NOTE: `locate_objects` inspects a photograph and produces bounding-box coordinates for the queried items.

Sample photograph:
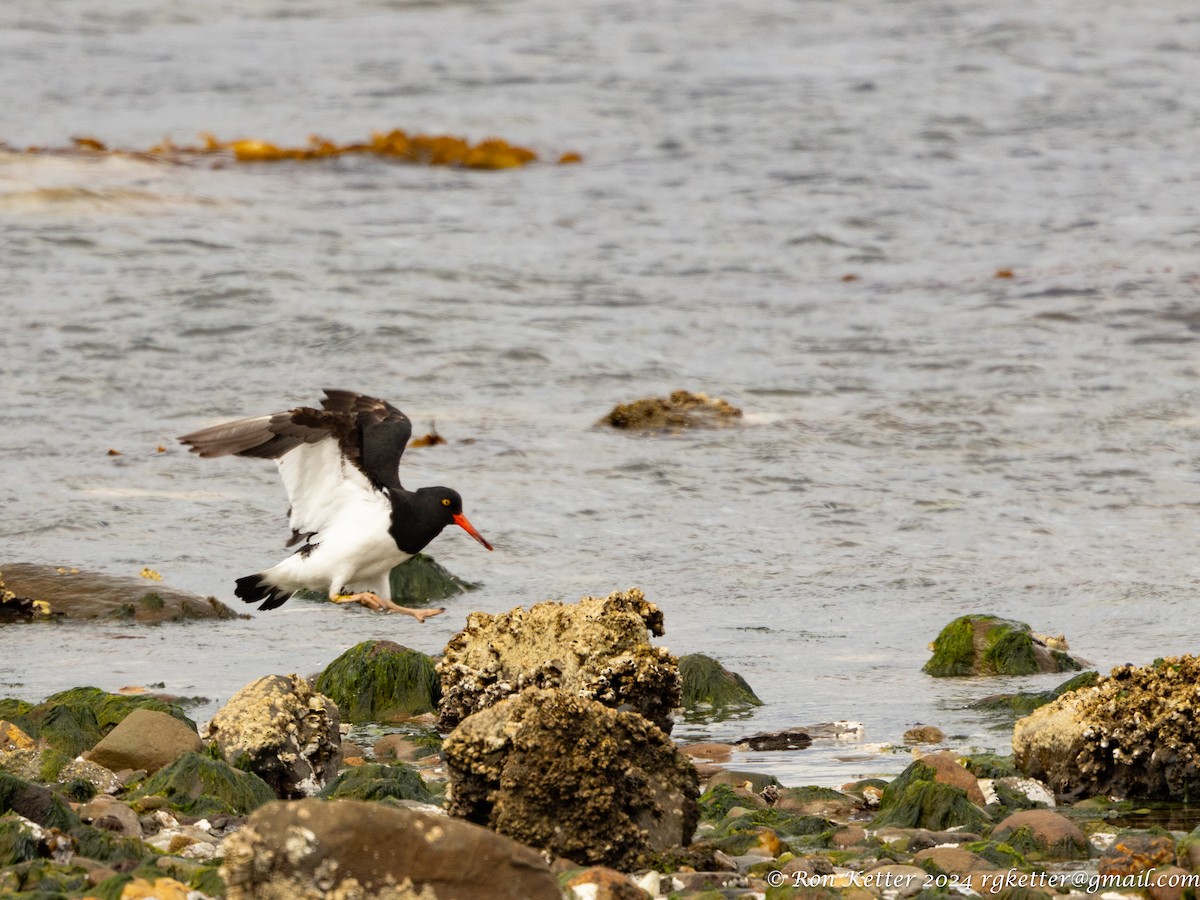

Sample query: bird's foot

[332,592,445,622]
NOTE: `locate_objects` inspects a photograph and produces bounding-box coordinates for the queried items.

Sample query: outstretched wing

[179,390,412,544]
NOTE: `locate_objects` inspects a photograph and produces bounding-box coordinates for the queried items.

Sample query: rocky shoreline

[4,581,1200,899]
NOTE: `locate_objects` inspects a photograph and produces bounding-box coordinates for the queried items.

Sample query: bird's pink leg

[332,592,445,622]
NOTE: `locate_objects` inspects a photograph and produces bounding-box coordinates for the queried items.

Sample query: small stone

[992,809,1087,858]
[57,757,123,794]
[832,824,868,848]
[565,865,652,899]
[903,724,945,744]
[79,795,143,838]
[1098,832,1177,877]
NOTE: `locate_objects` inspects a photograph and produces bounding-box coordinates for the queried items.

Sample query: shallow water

[2,0,1199,786]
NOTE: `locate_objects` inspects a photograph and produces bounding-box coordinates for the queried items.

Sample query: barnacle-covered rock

[1013,655,1200,801]
[443,687,699,869]
[203,674,340,799]
[599,390,743,432]
[437,587,679,733]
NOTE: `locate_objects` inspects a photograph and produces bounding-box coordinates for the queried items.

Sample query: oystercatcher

[179,390,491,621]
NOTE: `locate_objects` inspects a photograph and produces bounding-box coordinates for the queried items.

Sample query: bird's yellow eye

[441,498,452,507]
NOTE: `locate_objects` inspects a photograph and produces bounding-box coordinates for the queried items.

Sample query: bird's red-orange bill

[453,513,493,551]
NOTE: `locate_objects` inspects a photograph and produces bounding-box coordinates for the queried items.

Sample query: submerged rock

[203,674,341,798]
[129,751,275,816]
[972,671,1100,719]
[1013,655,1200,801]
[0,563,244,624]
[599,390,743,432]
[220,798,561,900]
[923,614,1085,677]
[443,687,699,869]
[314,640,439,723]
[437,587,680,734]
[389,552,480,603]
[678,653,762,719]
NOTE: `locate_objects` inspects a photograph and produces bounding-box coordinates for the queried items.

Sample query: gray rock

[58,757,123,794]
[86,708,202,774]
[443,687,699,869]
[437,587,680,734]
[204,674,340,798]
[220,798,560,900]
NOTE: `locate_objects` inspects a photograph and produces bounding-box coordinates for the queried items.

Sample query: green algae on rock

[0,563,245,624]
[317,762,435,805]
[314,640,440,723]
[129,751,275,816]
[389,553,479,603]
[971,671,1100,719]
[0,688,196,758]
[678,653,762,720]
[923,614,1084,677]
[870,759,991,833]
[598,390,743,432]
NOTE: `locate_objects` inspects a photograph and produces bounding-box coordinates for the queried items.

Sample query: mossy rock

[923,615,1083,677]
[0,773,79,831]
[389,553,479,603]
[69,822,153,866]
[964,839,1029,870]
[599,390,743,432]
[971,671,1100,718]
[13,687,196,757]
[129,751,274,816]
[0,814,41,866]
[315,640,440,723]
[962,754,1019,779]
[699,783,746,821]
[678,653,762,719]
[317,762,436,804]
[0,858,92,896]
[870,761,991,832]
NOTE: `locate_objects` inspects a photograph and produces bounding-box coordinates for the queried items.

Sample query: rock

[129,751,275,816]
[443,687,699,869]
[972,671,1101,719]
[204,674,341,798]
[0,721,35,750]
[869,758,991,833]
[903,724,945,744]
[677,654,761,718]
[437,587,680,734]
[992,775,1056,809]
[918,751,988,806]
[862,863,928,898]
[992,809,1087,858]
[680,742,733,764]
[114,876,193,899]
[388,552,479,603]
[1147,865,1193,900]
[734,729,812,752]
[912,845,998,876]
[704,770,779,794]
[85,708,202,774]
[773,785,858,819]
[317,762,436,804]
[57,757,123,795]
[564,866,652,899]
[220,798,561,900]
[598,390,743,432]
[78,795,143,839]
[1098,832,1177,877]
[314,640,440,723]
[4,686,196,758]
[0,562,245,623]
[0,772,79,830]
[923,614,1085,676]
[1013,656,1200,801]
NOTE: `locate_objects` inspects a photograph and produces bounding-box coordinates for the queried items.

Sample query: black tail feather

[235,574,293,611]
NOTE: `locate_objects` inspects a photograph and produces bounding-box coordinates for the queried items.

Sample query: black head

[397,486,493,553]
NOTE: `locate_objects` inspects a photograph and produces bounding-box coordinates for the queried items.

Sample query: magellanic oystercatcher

[179,390,491,622]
